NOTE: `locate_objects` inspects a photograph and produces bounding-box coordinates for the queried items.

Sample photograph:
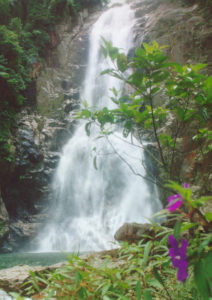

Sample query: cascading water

[38,1,162,252]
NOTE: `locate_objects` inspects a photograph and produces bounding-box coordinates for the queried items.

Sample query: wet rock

[36,10,101,116]
[63,99,80,113]
[1,110,72,250]
[0,191,9,248]
[0,242,13,254]
[0,263,65,294]
[8,221,41,250]
[62,79,72,90]
[0,289,16,300]
[132,0,212,72]
[43,151,60,169]
[64,89,80,101]
[114,222,153,243]
[49,127,70,151]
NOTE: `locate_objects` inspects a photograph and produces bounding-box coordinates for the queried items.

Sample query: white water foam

[38,2,161,252]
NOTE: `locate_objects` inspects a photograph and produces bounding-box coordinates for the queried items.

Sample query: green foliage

[20,233,186,299]
[163,182,212,299]
[21,212,210,299]
[15,182,212,299]
[0,0,104,171]
[75,44,212,300]
[77,40,212,183]
[184,0,212,10]
[0,0,11,25]
[0,22,29,167]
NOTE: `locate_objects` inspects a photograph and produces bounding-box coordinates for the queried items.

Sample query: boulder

[114,222,153,243]
[0,263,65,294]
[0,289,18,300]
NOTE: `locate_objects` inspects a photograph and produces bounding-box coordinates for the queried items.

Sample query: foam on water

[38,1,161,252]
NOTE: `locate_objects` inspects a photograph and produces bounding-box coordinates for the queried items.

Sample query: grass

[20,224,201,300]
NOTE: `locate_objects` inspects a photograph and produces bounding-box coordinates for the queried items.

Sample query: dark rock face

[0,191,9,250]
[131,0,212,71]
[23,80,37,107]
[0,111,70,251]
[36,9,102,117]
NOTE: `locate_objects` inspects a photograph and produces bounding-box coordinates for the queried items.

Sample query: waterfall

[38,2,162,252]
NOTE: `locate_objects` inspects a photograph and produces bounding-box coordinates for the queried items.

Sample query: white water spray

[38,2,161,252]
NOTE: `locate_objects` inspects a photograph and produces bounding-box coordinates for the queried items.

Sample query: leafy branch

[77,40,212,186]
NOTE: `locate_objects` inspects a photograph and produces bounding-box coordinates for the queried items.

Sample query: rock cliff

[0,5,103,252]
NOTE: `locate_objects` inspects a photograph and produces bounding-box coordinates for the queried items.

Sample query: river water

[37,1,162,252]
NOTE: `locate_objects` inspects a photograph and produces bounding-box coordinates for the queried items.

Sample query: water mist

[38,1,161,252]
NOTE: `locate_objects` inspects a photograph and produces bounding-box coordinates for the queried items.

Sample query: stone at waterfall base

[114,222,153,243]
[0,250,121,296]
[0,263,65,294]
[0,289,31,300]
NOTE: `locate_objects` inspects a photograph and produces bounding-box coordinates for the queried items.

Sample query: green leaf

[152,41,159,49]
[205,251,212,278]
[193,196,212,208]
[204,76,212,101]
[102,283,111,295]
[173,221,181,239]
[198,237,212,254]
[100,68,114,76]
[147,279,163,289]
[143,42,153,54]
[136,280,141,300]
[143,241,152,267]
[83,100,88,108]
[181,222,197,233]
[194,260,210,300]
[85,122,92,136]
[111,97,119,104]
[31,280,40,293]
[110,87,119,97]
[166,181,192,205]
[159,134,174,148]
[117,53,128,72]
[9,292,25,300]
[103,296,111,300]
[176,107,185,121]
[151,87,160,94]
[205,212,212,221]
[144,289,153,300]
[153,267,164,286]
[81,109,91,118]
[101,45,108,58]
[75,270,82,287]
[93,156,98,170]
[108,46,119,61]
[0,71,10,79]
[191,63,207,72]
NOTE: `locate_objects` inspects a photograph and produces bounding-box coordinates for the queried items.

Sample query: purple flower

[167,194,183,212]
[168,235,188,282]
[183,183,189,189]
[167,183,189,212]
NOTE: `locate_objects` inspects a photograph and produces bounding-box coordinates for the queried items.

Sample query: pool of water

[0,252,74,270]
